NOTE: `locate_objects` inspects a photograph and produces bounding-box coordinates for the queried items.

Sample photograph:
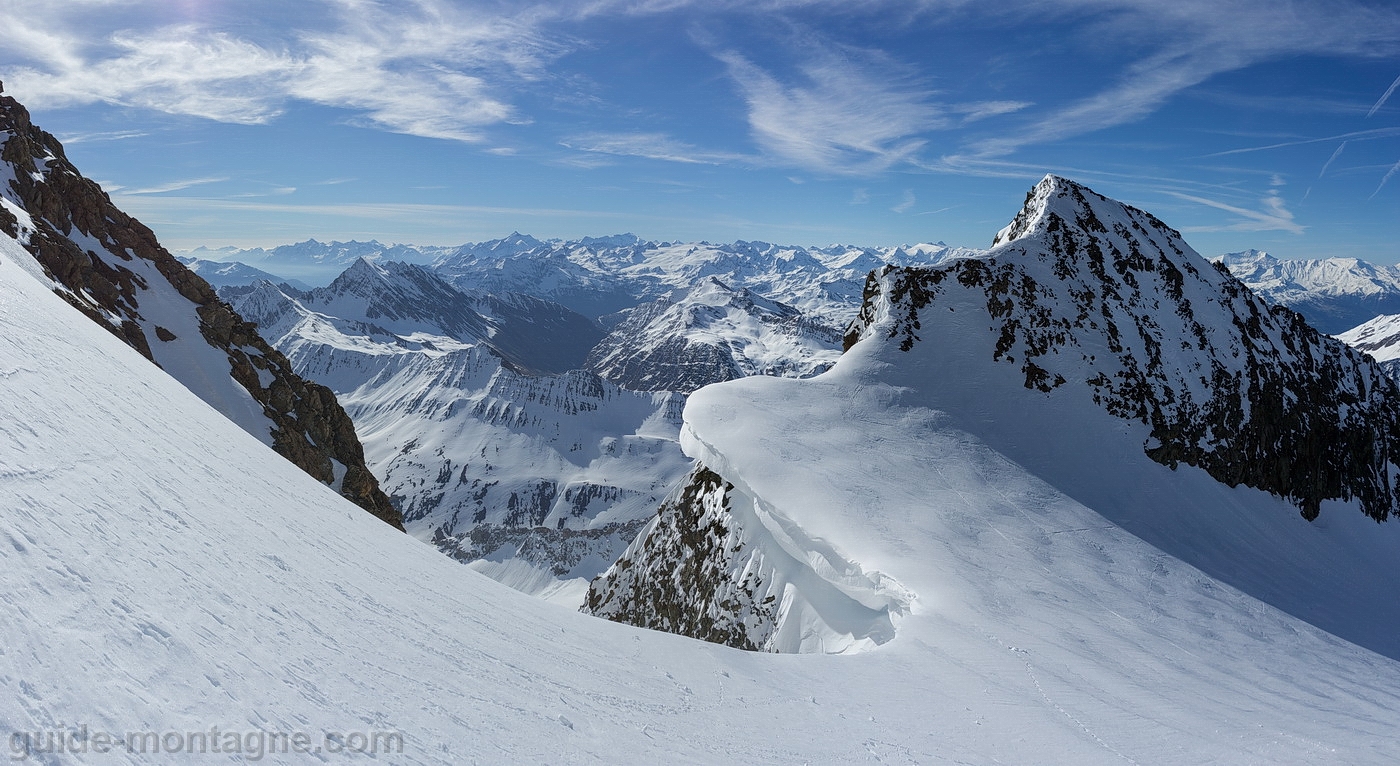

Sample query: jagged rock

[584,463,908,653]
[848,175,1400,521]
[0,84,401,529]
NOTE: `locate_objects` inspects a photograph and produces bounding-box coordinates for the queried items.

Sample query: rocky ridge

[849,175,1400,521]
[0,83,401,528]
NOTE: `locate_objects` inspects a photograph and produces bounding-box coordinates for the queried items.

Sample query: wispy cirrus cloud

[561,132,753,165]
[1366,73,1400,118]
[0,0,558,141]
[960,0,1400,158]
[713,47,939,175]
[54,129,148,144]
[121,177,229,195]
[1204,127,1400,158]
[1169,189,1304,235]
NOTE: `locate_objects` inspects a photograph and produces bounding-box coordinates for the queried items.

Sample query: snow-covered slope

[0,84,399,527]
[585,277,843,393]
[232,259,604,376]
[10,198,1400,764]
[590,175,1400,664]
[1215,249,1400,334]
[227,274,688,603]
[1337,313,1400,381]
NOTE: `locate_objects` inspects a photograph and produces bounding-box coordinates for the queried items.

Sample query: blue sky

[2,0,1399,260]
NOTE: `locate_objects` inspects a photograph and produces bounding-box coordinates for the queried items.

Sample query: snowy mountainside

[230,258,604,375]
[585,277,843,393]
[227,274,689,602]
[1215,249,1400,334]
[432,233,640,318]
[200,232,976,325]
[0,84,399,527]
[589,175,1400,661]
[1337,313,1400,380]
[12,215,1400,765]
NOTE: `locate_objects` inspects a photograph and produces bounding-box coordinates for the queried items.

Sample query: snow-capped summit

[585,276,843,393]
[319,257,496,342]
[1214,248,1400,333]
[589,175,1400,662]
[0,84,400,527]
[856,174,1400,522]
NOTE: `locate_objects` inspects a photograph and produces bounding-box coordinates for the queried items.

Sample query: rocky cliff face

[846,175,1400,522]
[0,83,401,529]
[585,463,908,653]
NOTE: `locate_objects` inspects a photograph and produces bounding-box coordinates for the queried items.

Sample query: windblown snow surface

[4,225,1400,763]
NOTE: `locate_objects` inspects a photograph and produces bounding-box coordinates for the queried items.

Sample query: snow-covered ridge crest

[850,174,1400,522]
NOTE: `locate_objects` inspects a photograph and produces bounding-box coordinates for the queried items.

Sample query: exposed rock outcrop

[0,83,401,529]
[848,175,1400,521]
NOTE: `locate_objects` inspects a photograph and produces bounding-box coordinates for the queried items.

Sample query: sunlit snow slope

[6,189,1400,763]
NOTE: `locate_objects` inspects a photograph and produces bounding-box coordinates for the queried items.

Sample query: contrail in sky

[1367,73,1400,118]
[1318,141,1347,178]
[1370,159,1400,199]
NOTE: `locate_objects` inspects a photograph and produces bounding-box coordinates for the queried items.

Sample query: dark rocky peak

[848,176,1400,522]
[0,85,401,529]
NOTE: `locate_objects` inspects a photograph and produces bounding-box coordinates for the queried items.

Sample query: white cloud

[1371,159,1400,199]
[715,48,938,175]
[123,177,229,195]
[0,0,559,141]
[961,0,1400,157]
[561,132,751,165]
[1168,190,1304,234]
[1366,72,1400,118]
[892,189,916,213]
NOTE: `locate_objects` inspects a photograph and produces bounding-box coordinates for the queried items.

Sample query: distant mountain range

[1214,249,1400,334]
[179,234,975,320]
